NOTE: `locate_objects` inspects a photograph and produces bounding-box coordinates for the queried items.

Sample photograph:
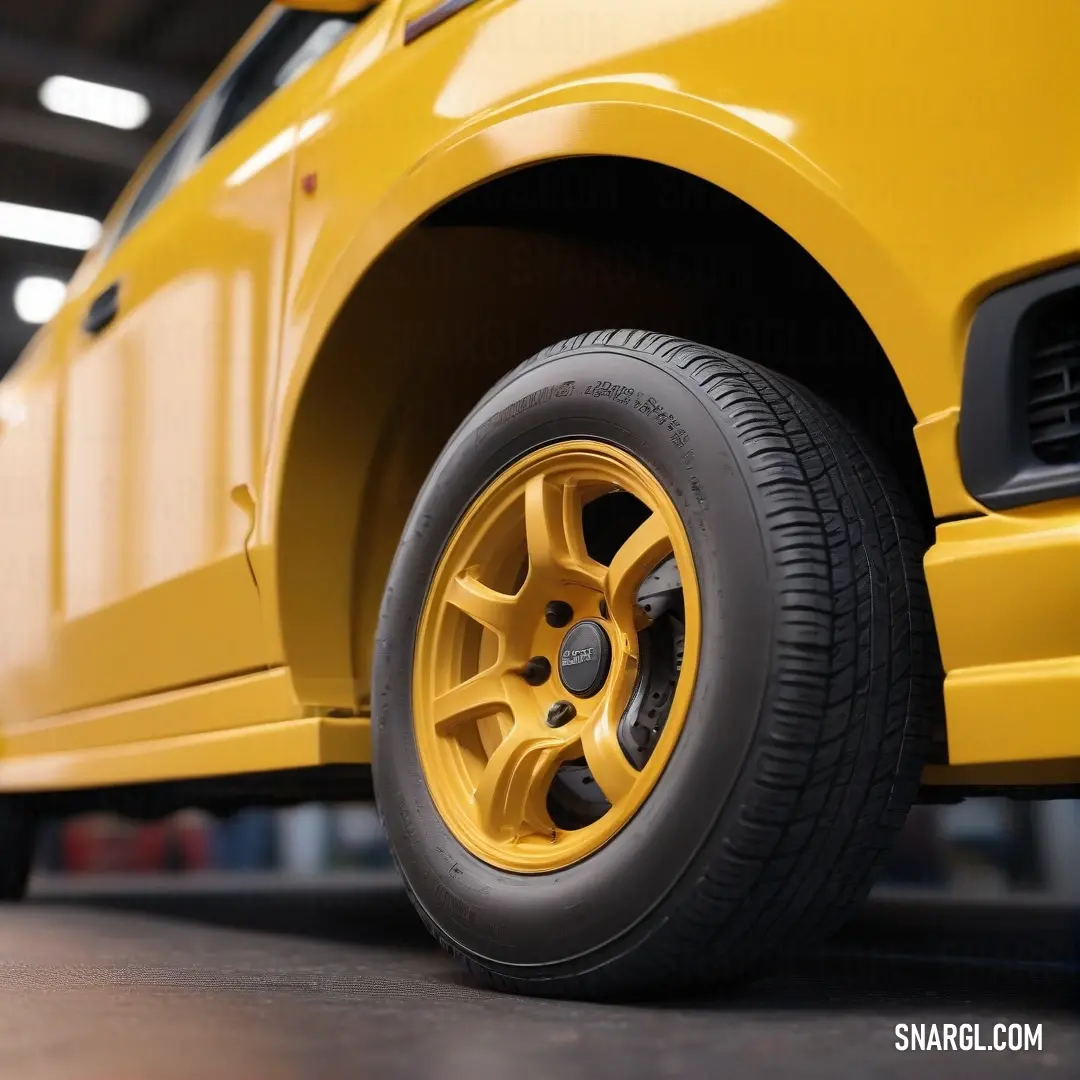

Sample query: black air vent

[1026,294,1080,465]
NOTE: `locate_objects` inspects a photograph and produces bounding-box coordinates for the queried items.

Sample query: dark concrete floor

[0,874,1076,1080]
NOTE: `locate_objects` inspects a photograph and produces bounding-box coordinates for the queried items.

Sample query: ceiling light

[14,277,67,325]
[39,74,151,131]
[0,201,102,251]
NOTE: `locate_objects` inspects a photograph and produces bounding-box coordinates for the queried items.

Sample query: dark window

[208,12,357,153]
[109,10,358,248]
[115,126,192,242]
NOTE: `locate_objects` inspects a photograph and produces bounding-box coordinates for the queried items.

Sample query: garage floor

[2,874,1076,1080]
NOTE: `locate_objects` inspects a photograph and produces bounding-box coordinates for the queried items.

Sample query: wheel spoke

[446,570,517,635]
[524,474,604,589]
[604,512,673,634]
[580,702,640,805]
[474,721,566,838]
[433,670,508,734]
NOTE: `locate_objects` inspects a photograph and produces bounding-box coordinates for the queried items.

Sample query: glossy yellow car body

[0,0,1077,798]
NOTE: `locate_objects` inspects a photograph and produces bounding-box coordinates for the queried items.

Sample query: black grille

[1026,294,1080,465]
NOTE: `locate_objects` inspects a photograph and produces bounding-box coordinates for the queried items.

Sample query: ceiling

[0,0,268,374]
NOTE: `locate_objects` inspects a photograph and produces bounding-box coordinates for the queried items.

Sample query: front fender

[263,89,943,544]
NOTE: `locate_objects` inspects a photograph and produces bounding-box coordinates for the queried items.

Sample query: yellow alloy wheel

[412,440,701,873]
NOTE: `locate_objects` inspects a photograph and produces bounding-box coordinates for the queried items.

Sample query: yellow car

[0,0,1077,997]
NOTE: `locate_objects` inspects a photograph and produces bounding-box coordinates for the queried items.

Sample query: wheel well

[275,156,931,710]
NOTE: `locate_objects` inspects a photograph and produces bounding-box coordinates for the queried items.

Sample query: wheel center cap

[558,619,612,698]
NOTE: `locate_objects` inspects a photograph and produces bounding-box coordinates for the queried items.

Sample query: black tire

[373,329,940,999]
[0,796,35,902]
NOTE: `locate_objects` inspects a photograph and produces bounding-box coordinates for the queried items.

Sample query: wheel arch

[262,99,937,710]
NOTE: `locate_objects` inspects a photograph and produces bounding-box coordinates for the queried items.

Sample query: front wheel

[373,330,938,999]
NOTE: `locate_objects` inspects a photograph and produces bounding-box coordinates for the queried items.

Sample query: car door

[50,8,361,717]
[0,326,70,727]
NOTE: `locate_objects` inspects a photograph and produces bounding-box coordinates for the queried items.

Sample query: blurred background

[0,0,1077,896]
[0,0,265,376]
[27,798,1080,895]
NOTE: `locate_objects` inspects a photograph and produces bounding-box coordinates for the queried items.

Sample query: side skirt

[0,668,370,793]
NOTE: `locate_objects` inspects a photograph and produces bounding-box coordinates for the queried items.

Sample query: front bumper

[925,504,1080,766]
[959,261,1080,510]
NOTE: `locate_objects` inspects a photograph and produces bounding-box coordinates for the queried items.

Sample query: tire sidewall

[374,347,776,972]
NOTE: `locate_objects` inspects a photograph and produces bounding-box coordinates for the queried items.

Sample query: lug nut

[545,600,573,627]
[520,656,551,686]
[546,700,577,728]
